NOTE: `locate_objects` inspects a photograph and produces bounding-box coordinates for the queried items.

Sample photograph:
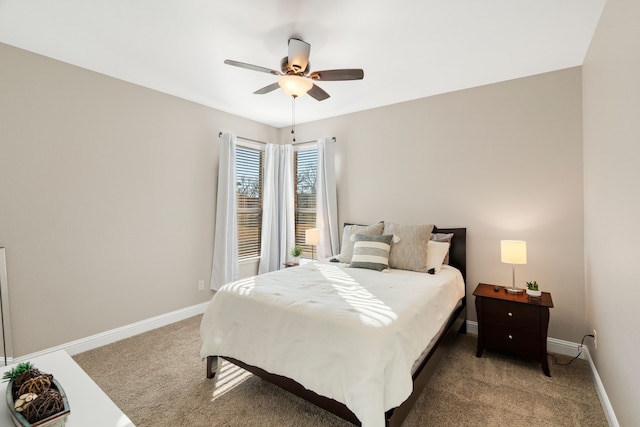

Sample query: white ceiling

[0,0,605,128]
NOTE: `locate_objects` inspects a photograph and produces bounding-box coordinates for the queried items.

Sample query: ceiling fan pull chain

[291,96,296,142]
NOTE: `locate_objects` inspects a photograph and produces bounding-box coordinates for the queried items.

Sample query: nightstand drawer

[484,324,541,359]
[483,298,540,328]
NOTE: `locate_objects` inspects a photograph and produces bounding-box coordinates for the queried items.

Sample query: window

[294,147,318,258]
[234,143,314,260]
[236,145,264,259]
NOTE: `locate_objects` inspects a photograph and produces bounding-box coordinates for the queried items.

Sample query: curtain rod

[218,132,335,145]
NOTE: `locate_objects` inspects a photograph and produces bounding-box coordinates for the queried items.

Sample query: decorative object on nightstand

[3,362,70,427]
[526,281,542,297]
[305,228,320,260]
[500,240,527,294]
[474,282,554,376]
[289,246,302,264]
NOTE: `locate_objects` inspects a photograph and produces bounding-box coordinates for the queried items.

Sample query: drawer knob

[508,334,513,340]
[508,312,513,317]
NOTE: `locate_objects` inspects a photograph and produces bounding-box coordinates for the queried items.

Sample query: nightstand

[473,282,554,376]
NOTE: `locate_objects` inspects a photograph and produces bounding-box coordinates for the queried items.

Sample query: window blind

[294,148,317,258]
[236,146,264,259]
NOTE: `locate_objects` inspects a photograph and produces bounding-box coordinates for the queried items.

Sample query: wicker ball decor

[6,365,70,426]
[18,375,52,396]
[12,369,50,398]
[22,388,65,424]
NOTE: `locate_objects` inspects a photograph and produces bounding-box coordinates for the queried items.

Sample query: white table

[0,351,134,426]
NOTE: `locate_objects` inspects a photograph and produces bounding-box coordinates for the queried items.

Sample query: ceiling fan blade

[308,83,330,101]
[309,69,364,81]
[253,82,280,95]
[224,59,282,75]
[288,38,311,73]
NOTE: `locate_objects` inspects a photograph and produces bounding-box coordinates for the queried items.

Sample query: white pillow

[430,232,454,264]
[426,240,450,273]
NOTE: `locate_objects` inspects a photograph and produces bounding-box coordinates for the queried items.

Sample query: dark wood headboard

[433,226,467,282]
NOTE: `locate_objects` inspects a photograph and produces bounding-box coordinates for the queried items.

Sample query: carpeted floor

[73,315,607,426]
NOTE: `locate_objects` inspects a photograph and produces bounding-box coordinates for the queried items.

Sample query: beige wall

[289,68,585,342]
[0,43,276,355]
[583,0,640,424]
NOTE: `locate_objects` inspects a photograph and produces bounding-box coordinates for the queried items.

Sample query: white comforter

[200,260,465,427]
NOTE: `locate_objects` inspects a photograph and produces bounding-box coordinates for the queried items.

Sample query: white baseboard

[465,320,618,426]
[582,346,620,427]
[465,320,478,335]
[12,302,209,363]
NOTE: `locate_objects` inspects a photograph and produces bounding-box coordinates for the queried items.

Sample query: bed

[200,226,466,427]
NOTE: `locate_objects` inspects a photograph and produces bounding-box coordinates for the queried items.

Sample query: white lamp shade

[501,240,527,264]
[305,228,320,245]
[278,75,313,97]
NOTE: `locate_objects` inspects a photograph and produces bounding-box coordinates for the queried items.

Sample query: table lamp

[501,240,527,294]
[305,228,320,260]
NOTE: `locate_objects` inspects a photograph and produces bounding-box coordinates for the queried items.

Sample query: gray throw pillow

[383,222,434,272]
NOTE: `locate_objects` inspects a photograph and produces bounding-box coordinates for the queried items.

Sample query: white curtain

[258,144,295,274]
[316,137,340,258]
[210,133,239,290]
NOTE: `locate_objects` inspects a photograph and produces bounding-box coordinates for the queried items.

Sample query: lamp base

[505,287,524,294]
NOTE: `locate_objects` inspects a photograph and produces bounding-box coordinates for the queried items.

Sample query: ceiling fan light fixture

[278,75,313,98]
[225,37,362,101]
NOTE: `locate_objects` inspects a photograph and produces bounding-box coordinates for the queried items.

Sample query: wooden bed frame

[205,226,467,427]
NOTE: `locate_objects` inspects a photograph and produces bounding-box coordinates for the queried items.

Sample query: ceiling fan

[224,37,364,101]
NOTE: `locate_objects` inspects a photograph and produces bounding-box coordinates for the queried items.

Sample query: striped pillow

[335,222,384,264]
[349,234,394,272]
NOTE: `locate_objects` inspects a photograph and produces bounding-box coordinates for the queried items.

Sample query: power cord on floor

[550,334,595,366]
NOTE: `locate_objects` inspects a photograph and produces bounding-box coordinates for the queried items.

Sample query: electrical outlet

[198,280,205,291]
[593,329,597,349]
